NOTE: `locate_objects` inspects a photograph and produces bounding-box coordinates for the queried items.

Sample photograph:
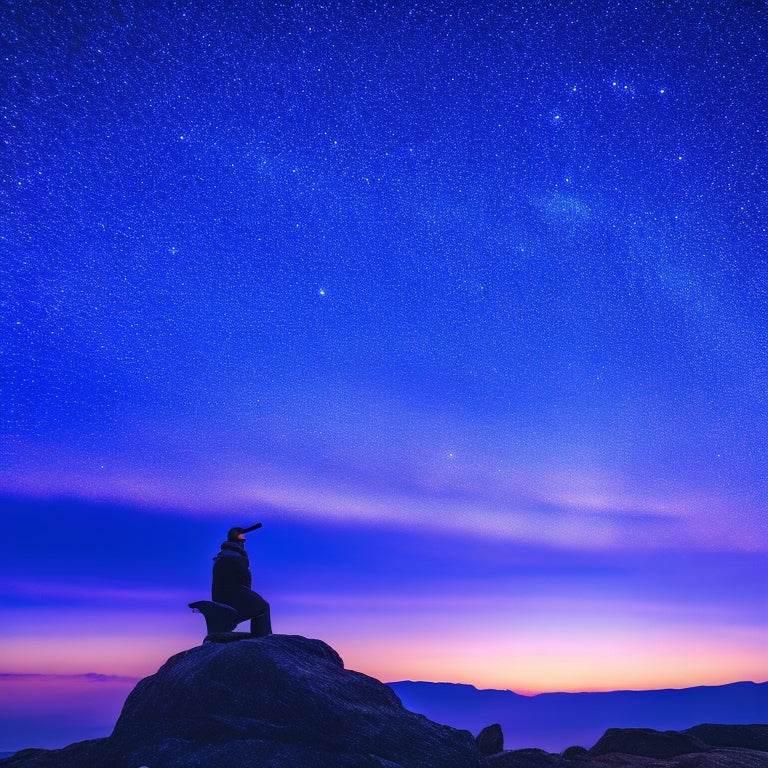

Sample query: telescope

[228,522,262,542]
[241,522,262,534]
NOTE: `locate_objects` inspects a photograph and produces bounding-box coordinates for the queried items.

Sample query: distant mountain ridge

[387,680,768,753]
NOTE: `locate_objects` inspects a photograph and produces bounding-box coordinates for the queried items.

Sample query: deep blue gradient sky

[1,0,767,729]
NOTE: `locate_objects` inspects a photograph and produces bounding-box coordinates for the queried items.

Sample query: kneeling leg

[250,604,272,637]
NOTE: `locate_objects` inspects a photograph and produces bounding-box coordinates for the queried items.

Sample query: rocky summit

[0,634,485,768]
[1,635,766,768]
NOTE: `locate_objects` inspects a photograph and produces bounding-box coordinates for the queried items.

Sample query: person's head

[227,527,246,543]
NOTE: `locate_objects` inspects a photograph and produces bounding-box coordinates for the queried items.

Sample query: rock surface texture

[0,634,485,768]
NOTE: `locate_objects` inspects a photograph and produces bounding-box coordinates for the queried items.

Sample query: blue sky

[1,0,766,751]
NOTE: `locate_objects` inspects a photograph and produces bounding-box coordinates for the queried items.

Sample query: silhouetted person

[212,526,272,636]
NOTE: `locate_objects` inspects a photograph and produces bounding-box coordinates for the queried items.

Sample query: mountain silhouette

[389,679,768,752]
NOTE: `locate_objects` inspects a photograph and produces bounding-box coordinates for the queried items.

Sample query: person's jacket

[212,541,252,604]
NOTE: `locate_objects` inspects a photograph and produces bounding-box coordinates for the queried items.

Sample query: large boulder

[476,723,504,755]
[684,724,768,752]
[561,745,588,760]
[584,725,768,767]
[0,635,485,768]
[588,726,709,758]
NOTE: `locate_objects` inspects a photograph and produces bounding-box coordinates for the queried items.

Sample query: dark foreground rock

[683,724,768,752]
[484,723,768,768]
[588,728,710,758]
[562,745,589,760]
[477,723,505,755]
[585,725,768,766]
[0,634,484,768]
[587,749,768,767]
[488,746,572,766]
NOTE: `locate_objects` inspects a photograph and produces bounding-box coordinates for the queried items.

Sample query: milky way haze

[1,1,766,749]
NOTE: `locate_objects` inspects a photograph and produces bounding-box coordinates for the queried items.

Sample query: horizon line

[3,670,765,696]
[387,679,768,697]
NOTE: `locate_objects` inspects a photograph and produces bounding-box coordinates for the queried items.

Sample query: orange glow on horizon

[2,602,766,694]
[3,626,764,695]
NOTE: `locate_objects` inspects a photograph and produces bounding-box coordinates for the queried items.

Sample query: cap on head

[227,527,246,542]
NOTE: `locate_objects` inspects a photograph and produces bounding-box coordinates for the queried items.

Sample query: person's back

[211,526,272,636]
[212,538,252,603]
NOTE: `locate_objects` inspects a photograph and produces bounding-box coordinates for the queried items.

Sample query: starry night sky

[1,0,767,750]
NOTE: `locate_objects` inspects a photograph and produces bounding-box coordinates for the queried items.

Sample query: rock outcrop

[0,634,485,768]
[588,727,710,758]
[476,723,504,755]
[2,640,766,768]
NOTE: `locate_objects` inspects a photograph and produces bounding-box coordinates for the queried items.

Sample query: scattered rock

[476,723,504,755]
